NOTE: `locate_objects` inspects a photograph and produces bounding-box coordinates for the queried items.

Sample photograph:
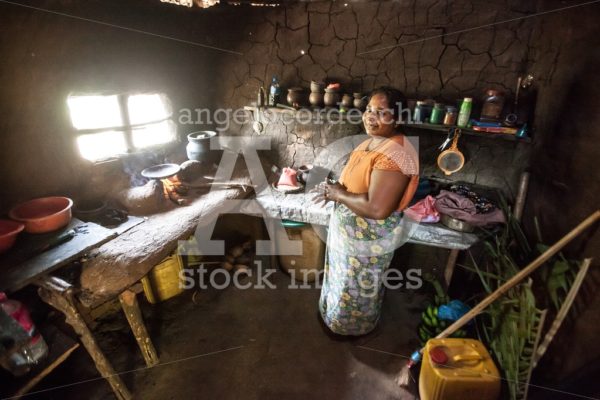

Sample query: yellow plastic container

[141,254,185,304]
[419,338,501,400]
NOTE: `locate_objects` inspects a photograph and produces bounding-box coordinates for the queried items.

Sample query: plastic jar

[430,103,446,124]
[480,89,505,121]
[443,106,458,125]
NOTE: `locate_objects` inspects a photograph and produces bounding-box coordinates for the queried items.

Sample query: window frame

[69,92,177,162]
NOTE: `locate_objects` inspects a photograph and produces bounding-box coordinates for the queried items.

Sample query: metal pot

[440,213,475,233]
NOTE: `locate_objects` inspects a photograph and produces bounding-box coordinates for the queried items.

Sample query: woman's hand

[310,180,346,206]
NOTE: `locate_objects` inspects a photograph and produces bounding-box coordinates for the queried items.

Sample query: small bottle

[443,106,458,125]
[457,97,472,128]
[413,101,425,123]
[257,86,265,107]
[269,76,281,106]
[430,103,446,124]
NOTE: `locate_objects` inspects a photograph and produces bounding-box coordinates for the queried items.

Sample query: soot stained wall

[0,0,233,211]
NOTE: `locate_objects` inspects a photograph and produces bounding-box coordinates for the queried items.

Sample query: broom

[396,210,600,387]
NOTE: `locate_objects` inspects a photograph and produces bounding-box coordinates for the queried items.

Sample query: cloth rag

[404,195,439,223]
[435,190,506,226]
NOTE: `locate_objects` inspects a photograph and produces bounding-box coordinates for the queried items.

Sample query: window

[67,93,177,161]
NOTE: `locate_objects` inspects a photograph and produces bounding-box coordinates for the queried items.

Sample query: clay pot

[310,81,325,93]
[341,94,353,108]
[324,89,341,107]
[287,87,304,108]
[309,91,323,107]
[186,131,219,164]
[353,93,367,111]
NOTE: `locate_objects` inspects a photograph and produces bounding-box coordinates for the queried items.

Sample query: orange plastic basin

[0,219,25,253]
[9,197,73,234]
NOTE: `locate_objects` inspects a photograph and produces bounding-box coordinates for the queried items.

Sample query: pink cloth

[434,190,506,226]
[277,167,300,188]
[404,195,440,223]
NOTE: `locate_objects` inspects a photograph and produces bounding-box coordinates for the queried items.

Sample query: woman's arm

[327,170,410,219]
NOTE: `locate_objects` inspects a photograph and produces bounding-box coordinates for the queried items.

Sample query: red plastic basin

[0,219,25,253]
[9,197,73,234]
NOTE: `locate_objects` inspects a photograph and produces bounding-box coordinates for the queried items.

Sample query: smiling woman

[314,86,420,337]
[67,92,177,161]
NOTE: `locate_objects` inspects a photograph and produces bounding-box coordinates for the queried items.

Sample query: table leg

[119,290,159,367]
[444,249,460,288]
[37,276,132,400]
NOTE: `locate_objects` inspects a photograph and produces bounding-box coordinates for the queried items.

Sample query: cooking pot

[186,131,220,164]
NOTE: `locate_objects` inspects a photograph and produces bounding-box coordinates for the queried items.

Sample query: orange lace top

[339,135,419,211]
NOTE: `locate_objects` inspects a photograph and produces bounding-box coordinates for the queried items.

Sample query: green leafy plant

[462,207,583,400]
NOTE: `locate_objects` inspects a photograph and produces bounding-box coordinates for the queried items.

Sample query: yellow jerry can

[419,338,501,400]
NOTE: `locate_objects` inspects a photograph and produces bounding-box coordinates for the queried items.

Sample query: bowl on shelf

[0,220,25,253]
[9,197,73,234]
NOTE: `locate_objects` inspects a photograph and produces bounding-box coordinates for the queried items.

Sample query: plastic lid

[463,97,473,102]
[430,346,449,365]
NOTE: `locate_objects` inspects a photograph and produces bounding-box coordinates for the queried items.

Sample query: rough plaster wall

[0,0,229,211]
[214,0,538,196]
[523,1,600,384]
[215,0,536,109]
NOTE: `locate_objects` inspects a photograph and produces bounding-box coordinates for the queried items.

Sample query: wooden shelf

[243,106,363,122]
[403,122,532,143]
[245,106,532,143]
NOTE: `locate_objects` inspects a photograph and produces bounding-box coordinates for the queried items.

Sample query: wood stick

[533,258,592,367]
[15,342,80,397]
[184,182,257,189]
[435,210,599,341]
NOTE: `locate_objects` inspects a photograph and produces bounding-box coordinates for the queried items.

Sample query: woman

[313,87,419,336]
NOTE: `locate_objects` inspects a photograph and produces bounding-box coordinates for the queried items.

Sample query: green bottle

[457,97,472,128]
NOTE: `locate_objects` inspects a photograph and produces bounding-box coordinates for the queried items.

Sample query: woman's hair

[369,86,406,123]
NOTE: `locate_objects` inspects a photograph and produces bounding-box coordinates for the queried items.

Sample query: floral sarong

[319,203,411,335]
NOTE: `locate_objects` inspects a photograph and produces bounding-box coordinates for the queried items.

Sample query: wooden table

[0,218,116,293]
[42,179,254,400]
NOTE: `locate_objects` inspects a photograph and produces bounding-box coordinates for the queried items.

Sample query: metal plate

[141,164,181,180]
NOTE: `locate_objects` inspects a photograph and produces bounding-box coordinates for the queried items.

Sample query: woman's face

[362,93,397,138]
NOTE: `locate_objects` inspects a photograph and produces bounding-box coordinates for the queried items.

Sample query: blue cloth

[438,300,471,322]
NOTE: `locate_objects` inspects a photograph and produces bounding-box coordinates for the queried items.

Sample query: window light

[128,94,172,125]
[76,131,128,161]
[132,120,177,149]
[68,92,176,162]
[67,95,122,130]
